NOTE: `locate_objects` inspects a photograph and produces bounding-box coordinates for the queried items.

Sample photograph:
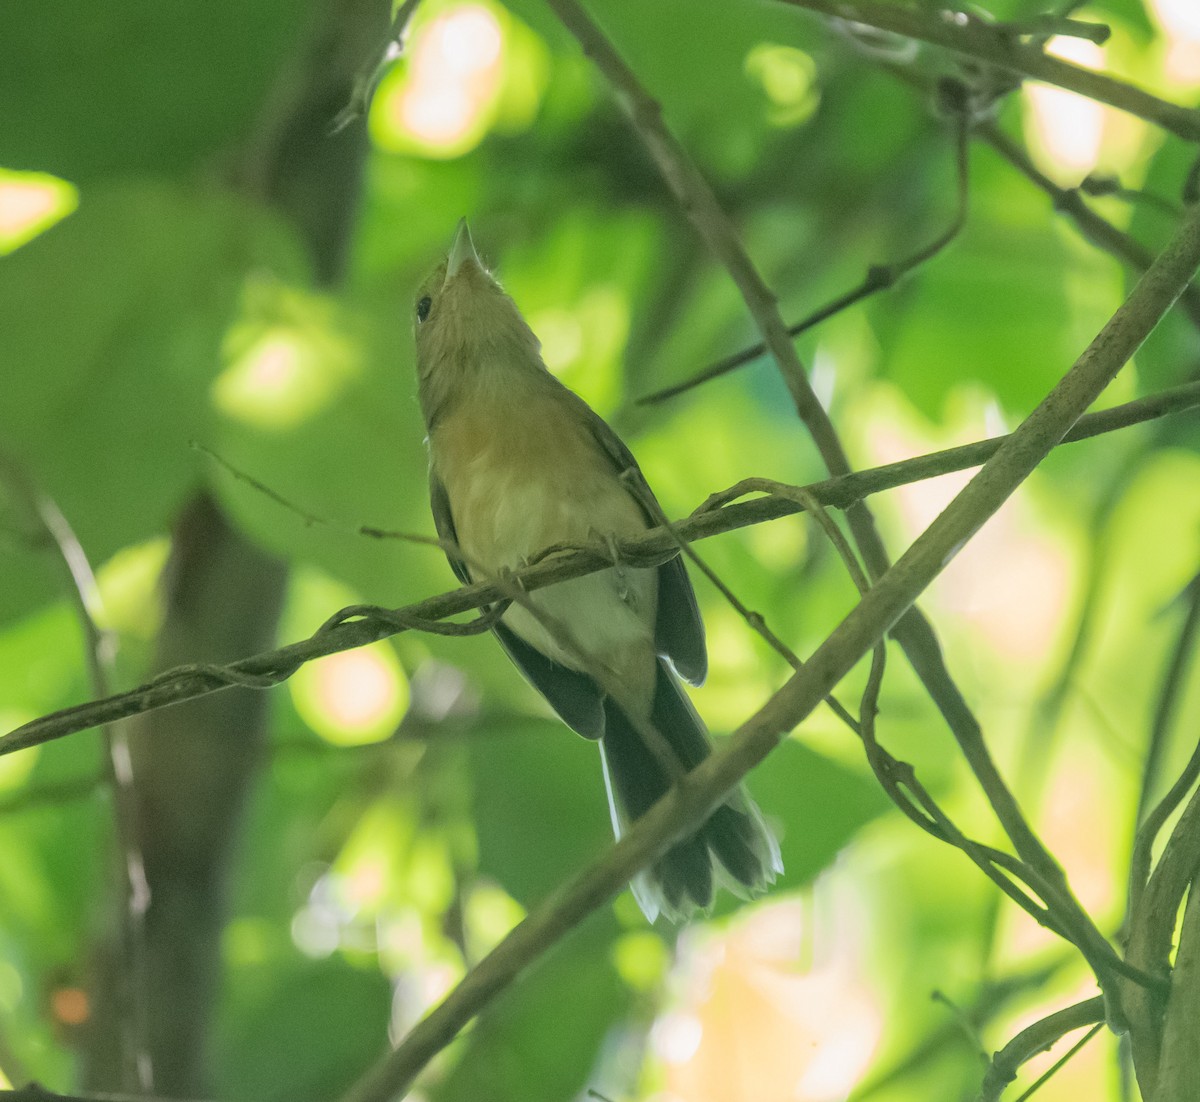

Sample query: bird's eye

[416,295,432,323]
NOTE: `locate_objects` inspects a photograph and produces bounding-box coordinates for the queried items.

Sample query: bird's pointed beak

[444,218,480,286]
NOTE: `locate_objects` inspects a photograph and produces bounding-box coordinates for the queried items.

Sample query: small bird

[413,219,780,920]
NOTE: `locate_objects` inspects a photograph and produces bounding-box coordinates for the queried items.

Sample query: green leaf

[0,179,306,624]
[0,0,303,182]
[213,950,392,1102]
[469,718,612,908]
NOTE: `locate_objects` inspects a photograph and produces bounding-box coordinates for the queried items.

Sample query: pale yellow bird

[413,219,780,920]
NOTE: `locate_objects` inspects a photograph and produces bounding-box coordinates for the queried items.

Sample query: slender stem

[336,187,1200,1102]
[1155,878,1200,1101]
[1128,576,1200,921]
[3,380,1199,757]
[544,0,1139,997]
[977,997,1105,1102]
[778,0,1200,142]
[639,112,971,405]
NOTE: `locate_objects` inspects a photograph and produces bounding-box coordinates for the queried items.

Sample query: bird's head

[413,219,543,427]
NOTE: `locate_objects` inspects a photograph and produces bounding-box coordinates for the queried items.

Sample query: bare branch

[777,0,1200,141]
[1128,575,1200,920]
[1155,878,1200,1100]
[2,380,1198,757]
[977,996,1105,1102]
[335,186,1200,1102]
[638,108,971,405]
[543,0,1185,1007]
[0,456,153,1090]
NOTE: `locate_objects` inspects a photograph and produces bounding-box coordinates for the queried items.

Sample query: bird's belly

[435,428,657,693]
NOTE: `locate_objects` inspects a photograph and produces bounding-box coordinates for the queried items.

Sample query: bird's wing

[576,398,708,686]
[429,467,606,738]
[429,468,472,586]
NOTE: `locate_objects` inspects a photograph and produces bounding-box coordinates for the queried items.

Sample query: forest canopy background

[1,0,1200,1100]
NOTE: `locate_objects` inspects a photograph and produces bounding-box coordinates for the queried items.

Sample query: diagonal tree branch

[335,190,1200,1102]
[543,0,1153,1005]
[977,996,1106,1102]
[1,379,1198,758]
[776,0,1200,142]
[0,376,1193,759]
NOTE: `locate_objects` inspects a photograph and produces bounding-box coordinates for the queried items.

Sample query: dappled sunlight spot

[96,538,169,639]
[291,903,340,959]
[530,285,629,411]
[0,960,23,1015]
[0,168,78,254]
[290,642,409,747]
[613,930,671,993]
[658,898,882,1102]
[653,1011,703,1065]
[213,329,328,429]
[1024,38,1103,173]
[744,44,820,127]
[382,911,467,1042]
[0,723,37,791]
[373,3,505,158]
[224,917,275,966]
[949,532,1072,662]
[747,514,808,575]
[1004,743,1121,959]
[693,607,774,729]
[532,307,584,373]
[214,279,360,430]
[465,881,526,957]
[1151,0,1200,84]
[861,390,1071,666]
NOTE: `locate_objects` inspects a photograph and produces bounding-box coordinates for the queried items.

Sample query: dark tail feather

[599,661,781,921]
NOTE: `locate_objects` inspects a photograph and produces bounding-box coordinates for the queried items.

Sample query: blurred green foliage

[1,0,1199,1100]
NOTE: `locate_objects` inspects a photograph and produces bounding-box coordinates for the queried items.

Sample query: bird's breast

[430,394,647,572]
[430,389,659,701]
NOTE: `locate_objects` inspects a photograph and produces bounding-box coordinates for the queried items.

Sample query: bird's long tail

[599,661,781,921]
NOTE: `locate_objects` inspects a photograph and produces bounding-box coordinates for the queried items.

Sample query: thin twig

[0,457,154,1091]
[639,109,971,404]
[335,183,1200,1102]
[544,0,1138,1001]
[329,0,424,133]
[4,379,1199,756]
[778,0,1200,141]
[1128,574,1200,918]
[977,997,1105,1101]
[1,1086,210,1102]
[1011,1025,1104,1101]
[979,123,1200,330]
[1124,784,1200,1093]
[993,17,1110,46]
[623,473,867,734]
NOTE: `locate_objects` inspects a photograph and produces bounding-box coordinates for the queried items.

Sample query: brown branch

[1128,575,1200,920]
[1124,784,1200,1094]
[979,122,1200,330]
[1155,878,1200,1100]
[543,0,1169,1007]
[776,0,1200,142]
[639,107,971,404]
[977,996,1106,1102]
[335,186,1200,1102]
[3,379,1198,757]
[0,456,153,1090]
